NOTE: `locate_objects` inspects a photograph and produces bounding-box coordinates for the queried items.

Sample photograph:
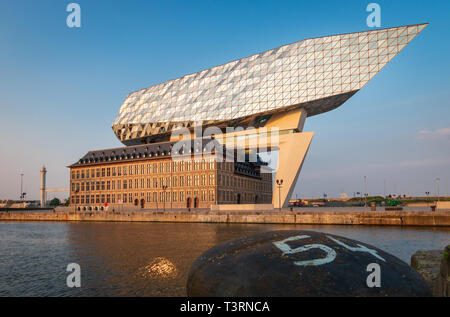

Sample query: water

[0,221,448,296]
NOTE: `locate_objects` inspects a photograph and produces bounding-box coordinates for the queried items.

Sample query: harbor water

[0,221,448,296]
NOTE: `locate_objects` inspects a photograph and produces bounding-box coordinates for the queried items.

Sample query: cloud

[416,128,450,141]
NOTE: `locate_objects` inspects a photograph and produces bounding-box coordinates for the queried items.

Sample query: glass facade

[112,24,427,144]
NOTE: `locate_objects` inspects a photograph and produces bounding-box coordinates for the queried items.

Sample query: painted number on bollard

[273,235,386,266]
[326,235,386,262]
[273,235,337,266]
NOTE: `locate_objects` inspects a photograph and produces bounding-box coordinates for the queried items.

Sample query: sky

[0,0,449,201]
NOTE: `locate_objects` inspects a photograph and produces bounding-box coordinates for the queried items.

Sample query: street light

[276,179,283,212]
[162,185,168,212]
[364,176,367,207]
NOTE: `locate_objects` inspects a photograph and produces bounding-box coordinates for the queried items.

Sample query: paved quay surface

[0,209,449,226]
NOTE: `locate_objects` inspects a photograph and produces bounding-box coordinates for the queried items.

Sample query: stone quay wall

[0,210,449,226]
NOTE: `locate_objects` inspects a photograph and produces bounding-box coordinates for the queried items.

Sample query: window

[172,176,177,187]
[201,174,206,186]
[194,175,199,186]
[101,168,105,177]
[186,175,191,186]
[180,191,185,202]
[107,168,110,177]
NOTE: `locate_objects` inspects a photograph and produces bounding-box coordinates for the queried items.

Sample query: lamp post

[364,176,367,207]
[276,179,283,212]
[162,185,168,212]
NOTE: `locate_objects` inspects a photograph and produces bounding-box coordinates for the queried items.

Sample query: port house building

[69,24,426,210]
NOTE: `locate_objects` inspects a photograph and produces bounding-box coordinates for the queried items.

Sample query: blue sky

[0,0,449,200]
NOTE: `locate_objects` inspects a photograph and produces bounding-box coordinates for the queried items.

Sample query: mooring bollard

[187,230,431,297]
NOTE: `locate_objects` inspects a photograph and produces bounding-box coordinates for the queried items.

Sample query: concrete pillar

[40,166,47,207]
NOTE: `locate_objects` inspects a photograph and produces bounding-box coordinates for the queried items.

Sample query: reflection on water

[0,221,448,296]
[139,257,178,280]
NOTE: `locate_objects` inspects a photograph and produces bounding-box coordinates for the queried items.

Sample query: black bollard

[187,230,431,297]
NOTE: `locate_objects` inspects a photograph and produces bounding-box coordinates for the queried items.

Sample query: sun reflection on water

[139,257,178,279]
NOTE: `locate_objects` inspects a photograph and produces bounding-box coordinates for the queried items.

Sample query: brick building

[69,140,272,211]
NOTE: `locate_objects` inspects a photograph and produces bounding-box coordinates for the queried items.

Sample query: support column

[272,132,314,209]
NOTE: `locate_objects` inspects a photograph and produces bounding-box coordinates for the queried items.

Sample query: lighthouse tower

[40,166,47,207]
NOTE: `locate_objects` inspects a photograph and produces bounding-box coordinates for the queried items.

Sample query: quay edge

[0,210,449,226]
